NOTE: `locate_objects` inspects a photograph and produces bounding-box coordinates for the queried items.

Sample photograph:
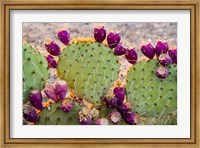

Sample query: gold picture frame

[0,0,199,147]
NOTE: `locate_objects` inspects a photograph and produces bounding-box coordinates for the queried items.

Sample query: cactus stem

[83,57,92,67]
[137,88,144,101]
[135,81,141,89]
[80,68,84,78]
[33,75,36,86]
[93,49,98,54]
[74,75,79,93]
[157,81,162,93]
[150,65,157,72]
[144,73,151,78]
[72,51,78,60]
[93,85,96,96]
[145,81,152,91]
[139,61,148,69]
[158,99,171,120]
[65,67,71,79]
[138,96,151,111]
[58,72,65,80]
[97,75,101,92]
[58,64,62,73]
[164,91,172,99]
[101,55,105,64]
[110,62,118,69]
[139,96,144,107]
[105,79,108,89]
[76,50,82,60]
[23,88,28,92]
[140,105,154,116]
[129,80,135,91]
[111,70,114,80]
[86,75,91,86]
[95,63,99,73]
[144,88,153,96]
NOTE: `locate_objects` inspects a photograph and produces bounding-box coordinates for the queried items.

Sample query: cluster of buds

[45,28,71,68]
[141,40,177,79]
[78,107,93,125]
[93,26,138,65]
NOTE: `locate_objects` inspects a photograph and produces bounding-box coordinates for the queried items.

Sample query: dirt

[23,22,177,50]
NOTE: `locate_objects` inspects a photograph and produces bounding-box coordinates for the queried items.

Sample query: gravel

[23,22,177,50]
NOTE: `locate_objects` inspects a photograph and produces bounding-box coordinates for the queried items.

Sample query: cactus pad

[57,40,120,106]
[23,44,49,103]
[37,101,81,125]
[126,60,177,118]
[141,114,177,125]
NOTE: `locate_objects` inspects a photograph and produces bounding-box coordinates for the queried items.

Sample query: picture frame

[0,0,199,147]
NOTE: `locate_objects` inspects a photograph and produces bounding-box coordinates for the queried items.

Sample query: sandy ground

[23,22,177,51]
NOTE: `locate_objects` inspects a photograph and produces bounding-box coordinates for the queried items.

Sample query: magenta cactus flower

[168,48,177,64]
[46,55,57,68]
[95,118,109,125]
[61,100,73,113]
[55,80,68,100]
[29,90,43,110]
[125,48,138,65]
[113,87,126,105]
[94,26,106,43]
[44,84,58,102]
[78,115,92,125]
[156,66,169,79]
[117,102,132,114]
[23,107,39,122]
[109,110,121,124]
[45,40,61,56]
[104,96,118,108]
[158,53,172,66]
[155,40,168,56]
[107,32,121,48]
[141,43,155,59]
[113,42,127,56]
[58,29,70,45]
[123,111,140,125]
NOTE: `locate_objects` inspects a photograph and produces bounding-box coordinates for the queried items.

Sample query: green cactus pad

[140,114,177,125]
[37,101,81,125]
[99,106,113,118]
[57,40,120,106]
[126,60,177,119]
[23,44,49,103]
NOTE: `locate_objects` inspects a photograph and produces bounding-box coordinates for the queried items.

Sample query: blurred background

[23,22,177,51]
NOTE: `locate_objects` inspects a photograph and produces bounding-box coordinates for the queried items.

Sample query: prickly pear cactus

[37,101,81,125]
[126,59,177,122]
[23,25,177,126]
[23,44,49,103]
[57,39,120,106]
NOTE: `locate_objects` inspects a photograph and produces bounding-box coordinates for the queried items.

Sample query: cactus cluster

[23,24,177,125]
